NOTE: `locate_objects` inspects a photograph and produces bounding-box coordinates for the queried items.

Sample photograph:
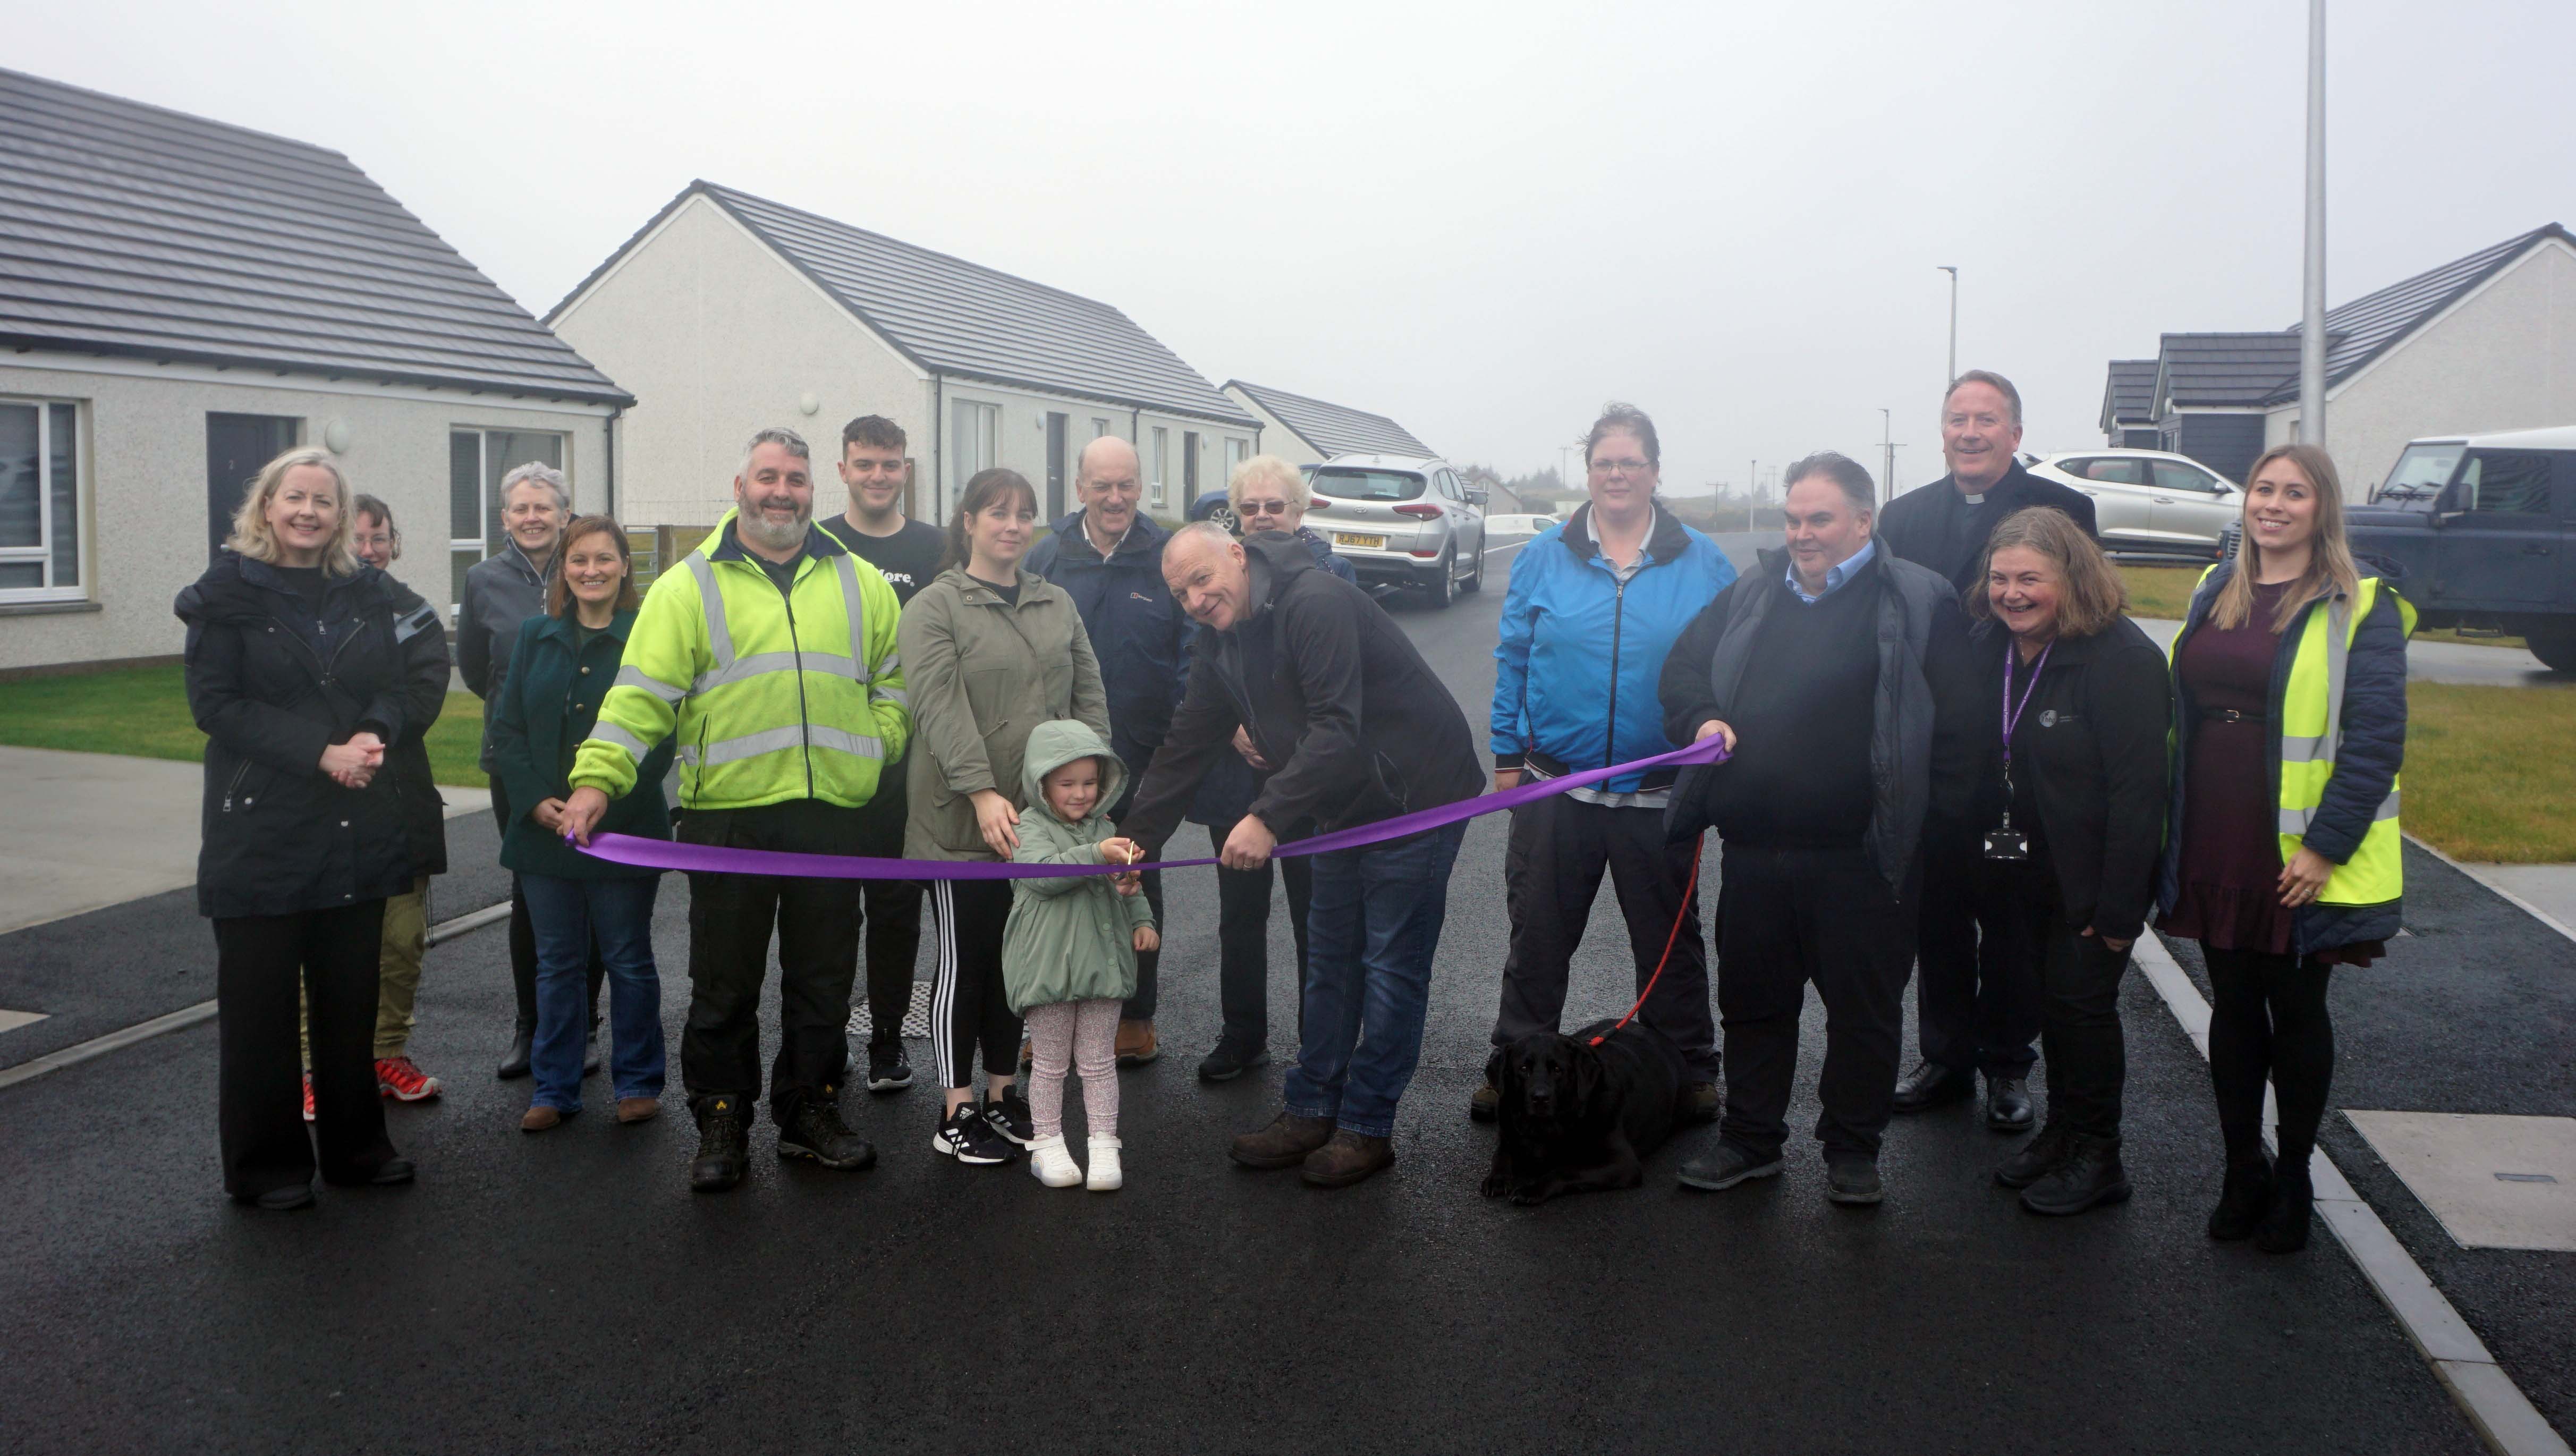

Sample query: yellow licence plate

[1334,532,1386,549]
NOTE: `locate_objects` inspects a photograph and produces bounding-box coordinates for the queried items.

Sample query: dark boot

[1891,1061,1973,1112]
[1994,1119,2075,1190]
[2207,1155,2275,1241]
[1300,1130,1395,1188]
[690,1096,750,1193]
[2020,1134,2132,1216]
[1982,1074,2035,1131]
[2256,1162,2314,1254]
[495,1023,534,1081]
[1230,1112,1334,1170]
[777,1088,876,1171]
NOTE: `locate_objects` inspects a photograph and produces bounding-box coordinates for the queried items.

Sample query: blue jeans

[1284,822,1466,1139]
[521,873,665,1111]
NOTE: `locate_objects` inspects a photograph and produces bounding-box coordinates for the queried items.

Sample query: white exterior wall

[550,195,930,531]
[937,377,1253,527]
[2268,242,2576,497]
[0,353,608,672]
[1221,386,1323,468]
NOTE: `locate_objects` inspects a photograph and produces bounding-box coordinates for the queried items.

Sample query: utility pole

[2298,0,2328,446]
[1938,265,1960,388]
[1879,408,1896,508]
[1748,458,1757,532]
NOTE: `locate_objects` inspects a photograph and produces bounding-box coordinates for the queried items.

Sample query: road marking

[1485,536,1533,556]
[2133,933,2573,1456]
[2404,833,2576,948]
[0,1009,49,1035]
[0,898,511,1094]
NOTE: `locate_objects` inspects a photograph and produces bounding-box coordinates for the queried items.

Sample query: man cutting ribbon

[1118,521,1487,1190]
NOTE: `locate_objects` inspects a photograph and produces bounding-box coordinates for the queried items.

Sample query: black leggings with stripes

[930,878,1021,1091]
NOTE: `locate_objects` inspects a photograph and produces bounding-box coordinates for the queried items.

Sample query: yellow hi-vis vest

[572,512,909,812]
[2189,570,2415,909]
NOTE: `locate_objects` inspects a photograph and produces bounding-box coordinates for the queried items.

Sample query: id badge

[1983,825,2029,861]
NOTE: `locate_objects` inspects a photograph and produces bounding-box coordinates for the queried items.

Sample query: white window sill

[0,599,101,617]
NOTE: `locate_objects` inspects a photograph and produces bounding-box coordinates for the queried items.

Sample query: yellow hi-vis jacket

[2272,573,2413,908]
[571,511,909,812]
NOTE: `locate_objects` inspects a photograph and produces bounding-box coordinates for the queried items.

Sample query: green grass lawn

[2115,563,2524,648]
[2402,682,2576,862]
[0,663,489,786]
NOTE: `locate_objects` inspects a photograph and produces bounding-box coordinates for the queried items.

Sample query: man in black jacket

[1878,370,2098,1130]
[1022,436,1193,1064]
[1124,525,1484,1189]
[1658,453,1979,1206]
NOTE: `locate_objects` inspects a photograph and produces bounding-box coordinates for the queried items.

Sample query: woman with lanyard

[458,462,603,1081]
[2157,444,2411,1254]
[902,468,1111,1166]
[1965,508,2171,1215]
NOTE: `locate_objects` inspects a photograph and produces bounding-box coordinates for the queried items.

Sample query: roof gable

[0,67,628,403]
[1225,380,1433,458]
[2101,359,2156,430]
[2155,332,2308,412]
[2265,223,2571,403]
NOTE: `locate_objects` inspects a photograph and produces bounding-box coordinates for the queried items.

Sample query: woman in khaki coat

[901,468,1109,1166]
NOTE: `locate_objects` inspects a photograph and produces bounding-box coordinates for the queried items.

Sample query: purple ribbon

[573,735,1731,881]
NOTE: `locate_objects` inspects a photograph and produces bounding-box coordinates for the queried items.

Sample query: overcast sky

[15,0,2571,497]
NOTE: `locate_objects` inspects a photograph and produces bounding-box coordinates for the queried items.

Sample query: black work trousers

[1915,831,2041,1080]
[1995,865,2132,1139]
[215,901,399,1198]
[851,774,922,1048]
[676,799,866,1123]
[1209,823,1314,1049]
[492,776,603,1034]
[1715,843,1916,1161]
[1492,794,1716,1077]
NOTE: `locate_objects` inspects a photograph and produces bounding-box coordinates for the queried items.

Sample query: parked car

[2027,448,2241,558]
[2348,425,2576,672]
[1481,512,1562,538]
[1301,453,1488,606]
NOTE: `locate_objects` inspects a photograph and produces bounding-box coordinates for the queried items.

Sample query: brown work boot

[1301,1130,1395,1189]
[1230,1111,1334,1169]
[615,1097,661,1124]
[1116,1019,1160,1066]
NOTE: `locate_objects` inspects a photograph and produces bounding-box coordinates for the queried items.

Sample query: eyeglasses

[1239,499,1295,517]
[1589,459,1652,476]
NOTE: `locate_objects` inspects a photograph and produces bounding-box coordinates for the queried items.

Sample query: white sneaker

[1028,1133,1082,1188]
[1086,1135,1123,1191]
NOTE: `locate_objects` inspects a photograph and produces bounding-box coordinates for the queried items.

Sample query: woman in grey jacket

[900,468,1110,1166]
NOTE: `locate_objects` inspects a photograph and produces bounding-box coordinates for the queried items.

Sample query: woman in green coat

[486,517,676,1132]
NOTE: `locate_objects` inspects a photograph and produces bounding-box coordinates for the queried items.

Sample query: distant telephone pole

[1938,265,1960,389]
[1748,458,1757,531]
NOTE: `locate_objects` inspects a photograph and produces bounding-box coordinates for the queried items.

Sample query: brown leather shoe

[1230,1111,1334,1169]
[615,1097,660,1124]
[1682,1080,1722,1124]
[1116,1019,1160,1066]
[520,1105,565,1133]
[1301,1130,1395,1188]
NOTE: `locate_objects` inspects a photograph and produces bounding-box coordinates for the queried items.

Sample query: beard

[738,496,810,552]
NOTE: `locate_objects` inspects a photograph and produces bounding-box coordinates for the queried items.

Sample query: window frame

[448,426,570,615]
[0,395,88,605]
[1150,426,1171,509]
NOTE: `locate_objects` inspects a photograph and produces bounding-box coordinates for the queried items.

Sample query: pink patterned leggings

[1023,997,1121,1140]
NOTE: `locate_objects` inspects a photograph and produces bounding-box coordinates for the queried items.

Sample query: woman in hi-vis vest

[2156,443,2412,1256]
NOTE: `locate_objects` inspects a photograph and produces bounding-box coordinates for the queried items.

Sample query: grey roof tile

[0,66,629,403]
[1225,380,1433,459]
[2266,223,2569,403]
[2155,332,2308,410]
[2102,359,2157,425]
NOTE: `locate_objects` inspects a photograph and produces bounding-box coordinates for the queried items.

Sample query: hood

[1019,718,1128,826]
[1562,501,1691,566]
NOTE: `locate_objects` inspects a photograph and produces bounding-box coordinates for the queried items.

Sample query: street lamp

[2298,0,2327,445]
[1937,265,1959,388]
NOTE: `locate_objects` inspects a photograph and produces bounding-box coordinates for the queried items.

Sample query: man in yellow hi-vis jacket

[561,427,910,1192]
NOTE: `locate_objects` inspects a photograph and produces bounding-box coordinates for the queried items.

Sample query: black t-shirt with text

[817,514,946,606]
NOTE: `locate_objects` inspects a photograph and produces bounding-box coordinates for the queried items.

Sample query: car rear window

[1311,469,1426,502]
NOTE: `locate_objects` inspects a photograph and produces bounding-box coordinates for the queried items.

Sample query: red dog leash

[1588,833,1705,1048]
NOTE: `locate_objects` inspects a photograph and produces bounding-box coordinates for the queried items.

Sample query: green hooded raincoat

[1004,720,1156,1014]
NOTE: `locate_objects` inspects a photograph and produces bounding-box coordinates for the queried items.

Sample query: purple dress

[2156,581,2383,966]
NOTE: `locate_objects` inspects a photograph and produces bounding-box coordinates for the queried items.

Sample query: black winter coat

[176,553,447,919]
[1123,533,1485,849]
[1022,510,1192,758]
[1968,616,2173,942]
[1880,462,2100,597]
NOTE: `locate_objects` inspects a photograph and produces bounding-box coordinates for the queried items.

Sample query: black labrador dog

[1481,1018,1689,1205]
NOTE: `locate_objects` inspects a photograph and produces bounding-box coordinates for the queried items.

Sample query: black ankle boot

[495,1023,534,1080]
[2256,1161,2314,1254]
[2207,1155,2275,1241]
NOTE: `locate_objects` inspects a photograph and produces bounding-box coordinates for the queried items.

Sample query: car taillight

[1393,503,1442,519]
[1308,494,1333,508]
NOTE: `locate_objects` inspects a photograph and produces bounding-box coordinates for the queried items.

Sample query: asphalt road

[0,529,2538,1454]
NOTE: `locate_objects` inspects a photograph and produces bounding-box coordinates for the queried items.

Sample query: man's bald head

[1078,434,1139,484]
[1074,434,1143,544]
[1163,521,1253,631]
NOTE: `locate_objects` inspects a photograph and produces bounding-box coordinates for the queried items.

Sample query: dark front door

[206,413,302,562]
[1046,412,1069,519]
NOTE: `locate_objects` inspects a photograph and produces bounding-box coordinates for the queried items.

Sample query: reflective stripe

[835,556,869,677]
[2280,791,2400,835]
[870,686,910,708]
[690,650,862,694]
[591,721,654,763]
[2281,733,2329,763]
[811,725,885,759]
[876,651,901,676]
[680,723,886,769]
[613,664,687,704]
[685,555,735,670]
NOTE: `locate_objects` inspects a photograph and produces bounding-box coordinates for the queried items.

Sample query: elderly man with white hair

[1022,434,1194,1066]
[1118,520,1484,1188]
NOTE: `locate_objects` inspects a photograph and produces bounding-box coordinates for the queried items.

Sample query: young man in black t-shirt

[814,415,946,1094]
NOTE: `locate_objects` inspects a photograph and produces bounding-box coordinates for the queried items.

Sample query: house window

[1150,427,1171,509]
[950,400,999,520]
[0,399,82,601]
[1091,417,1112,439]
[450,428,567,611]
[1225,437,1248,485]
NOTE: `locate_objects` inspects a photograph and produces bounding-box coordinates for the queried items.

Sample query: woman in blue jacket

[486,516,676,1132]
[1476,404,1739,1122]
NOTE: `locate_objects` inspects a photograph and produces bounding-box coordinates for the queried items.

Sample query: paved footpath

[0,536,2562,1453]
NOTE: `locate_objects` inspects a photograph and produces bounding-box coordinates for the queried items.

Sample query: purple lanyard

[2000,638,2052,774]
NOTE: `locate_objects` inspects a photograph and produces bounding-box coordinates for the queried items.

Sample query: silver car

[2028,448,2241,558]
[1300,453,1488,606]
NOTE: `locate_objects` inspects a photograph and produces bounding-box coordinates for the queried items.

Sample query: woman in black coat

[176,448,447,1209]
[1967,508,2173,1216]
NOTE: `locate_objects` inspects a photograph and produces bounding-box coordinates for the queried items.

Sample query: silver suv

[2028,448,2241,558]
[1302,453,1488,606]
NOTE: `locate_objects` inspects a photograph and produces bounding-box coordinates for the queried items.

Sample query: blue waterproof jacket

[1023,510,1191,763]
[1492,504,1737,794]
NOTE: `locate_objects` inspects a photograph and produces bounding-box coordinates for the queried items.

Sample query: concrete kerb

[2131,932,2573,1456]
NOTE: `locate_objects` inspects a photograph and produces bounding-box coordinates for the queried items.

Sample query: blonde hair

[226,447,358,575]
[2211,443,2362,632]
[1226,454,1310,514]
[1967,506,2126,638]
